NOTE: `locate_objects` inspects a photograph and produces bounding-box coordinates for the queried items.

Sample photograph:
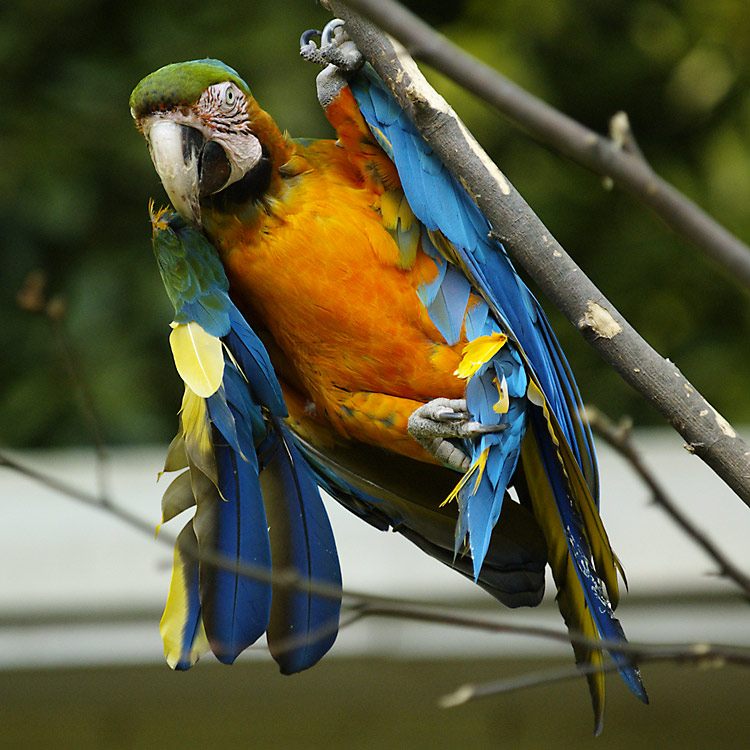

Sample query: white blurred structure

[1,428,748,669]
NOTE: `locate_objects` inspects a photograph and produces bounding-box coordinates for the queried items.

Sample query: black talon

[299,29,322,49]
[301,17,363,72]
[439,412,472,422]
[475,423,509,435]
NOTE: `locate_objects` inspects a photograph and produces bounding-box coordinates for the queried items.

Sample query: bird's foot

[299,19,363,71]
[408,399,508,472]
[299,29,328,65]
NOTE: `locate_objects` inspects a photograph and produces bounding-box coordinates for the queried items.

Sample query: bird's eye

[224,86,235,107]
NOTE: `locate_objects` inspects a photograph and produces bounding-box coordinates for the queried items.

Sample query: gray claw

[300,30,328,66]
[408,398,508,471]
[431,403,471,422]
[300,29,322,48]
[300,18,363,72]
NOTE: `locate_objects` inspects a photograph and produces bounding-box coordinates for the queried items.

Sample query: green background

[2,0,749,447]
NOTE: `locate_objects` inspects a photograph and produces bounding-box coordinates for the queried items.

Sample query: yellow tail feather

[520,429,606,733]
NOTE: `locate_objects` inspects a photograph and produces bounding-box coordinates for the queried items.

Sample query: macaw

[129,20,647,731]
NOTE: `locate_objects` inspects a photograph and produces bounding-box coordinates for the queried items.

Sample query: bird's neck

[201,101,297,233]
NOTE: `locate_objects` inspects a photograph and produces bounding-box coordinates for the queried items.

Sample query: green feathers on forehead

[130,59,251,117]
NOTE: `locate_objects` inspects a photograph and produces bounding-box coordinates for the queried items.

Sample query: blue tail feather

[529,407,647,702]
[224,305,287,417]
[260,423,342,674]
[195,401,272,664]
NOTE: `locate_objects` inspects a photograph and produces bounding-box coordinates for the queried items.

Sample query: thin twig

[336,0,750,288]
[351,601,750,665]
[17,271,111,498]
[328,1,750,509]
[585,407,750,600]
[439,642,744,707]
[0,450,158,541]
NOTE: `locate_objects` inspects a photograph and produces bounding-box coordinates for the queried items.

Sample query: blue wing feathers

[416,231,447,306]
[221,361,267,441]
[461,352,527,577]
[425,265,471,346]
[352,68,593,492]
[174,296,231,337]
[368,80,401,125]
[349,65,643,706]
[224,305,287,417]
[206,385,242,457]
[464,298,490,340]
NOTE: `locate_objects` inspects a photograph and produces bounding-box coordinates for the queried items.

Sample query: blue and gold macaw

[130,19,647,731]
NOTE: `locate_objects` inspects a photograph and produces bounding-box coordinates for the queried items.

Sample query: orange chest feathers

[205,144,465,408]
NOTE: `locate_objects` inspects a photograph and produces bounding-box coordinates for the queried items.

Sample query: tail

[259,420,342,674]
[521,412,648,735]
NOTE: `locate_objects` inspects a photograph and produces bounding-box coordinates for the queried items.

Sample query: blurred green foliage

[1,0,749,448]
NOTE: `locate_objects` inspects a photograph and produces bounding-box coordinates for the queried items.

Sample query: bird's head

[130,59,285,227]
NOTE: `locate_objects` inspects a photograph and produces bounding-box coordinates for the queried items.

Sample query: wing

[151,207,342,673]
[318,64,646,728]
[288,408,548,610]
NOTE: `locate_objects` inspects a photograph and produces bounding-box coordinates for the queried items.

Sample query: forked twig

[585,406,750,600]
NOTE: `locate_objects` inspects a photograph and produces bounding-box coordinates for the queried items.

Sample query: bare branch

[328,1,750,508]
[0,450,157,541]
[440,641,748,707]
[351,600,750,667]
[17,271,111,499]
[585,407,750,600]
[337,0,750,288]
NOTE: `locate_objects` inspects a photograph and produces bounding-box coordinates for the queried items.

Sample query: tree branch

[336,0,750,288]
[439,641,750,707]
[585,407,750,599]
[328,0,750,508]
[17,271,111,499]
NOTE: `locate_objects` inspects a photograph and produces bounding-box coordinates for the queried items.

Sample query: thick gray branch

[329,1,750,507]
[338,0,750,288]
